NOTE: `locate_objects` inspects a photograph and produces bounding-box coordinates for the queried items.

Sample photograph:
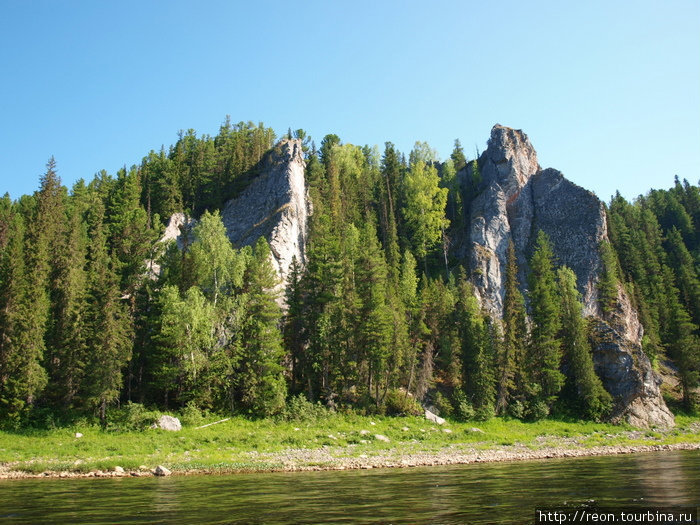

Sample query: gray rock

[221,139,310,304]
[468,427,485,433]
[154,465,171,477]
[424,409,445,425]
[466,124,673,429]
[74,432,83,438]
[154,415,181,431]
[374,434,390,442]
[590,319,674,429]
[157,139,310,306]
[113,466,125,474]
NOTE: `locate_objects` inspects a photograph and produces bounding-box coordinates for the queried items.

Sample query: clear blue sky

[1,0,698,202]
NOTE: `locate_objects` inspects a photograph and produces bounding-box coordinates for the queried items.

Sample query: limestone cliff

[467,124,673,428]
[221,138,310,289]
[158,139,310,299]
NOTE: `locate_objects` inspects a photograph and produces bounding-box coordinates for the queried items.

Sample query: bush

[106,402,162,431]
[433,391,453,418]
[452,390,475,421]
[280,394,329,422]
[384,389,423,416]
[507,400,526,420]
[474,402,495,422]
[179,402,205,427]
[526,400,550,421]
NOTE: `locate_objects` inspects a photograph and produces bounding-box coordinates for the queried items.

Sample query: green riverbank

[1,413,699,479]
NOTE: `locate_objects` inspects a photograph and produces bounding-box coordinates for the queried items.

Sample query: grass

[1,412,698,476]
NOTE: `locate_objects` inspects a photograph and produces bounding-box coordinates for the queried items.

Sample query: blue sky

[1,0,698,202]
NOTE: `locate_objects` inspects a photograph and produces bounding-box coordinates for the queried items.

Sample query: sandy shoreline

[2,442,699,480]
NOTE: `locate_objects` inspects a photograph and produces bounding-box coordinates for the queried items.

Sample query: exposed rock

[154,465,171,477]
[74,432,83,438]
[113,466,125,474]
[154,415,181,431]
[374,434,390,442]
[156,139,310,303]
[467,124,673,428]
[221,138,310,299]
[147,212,197,277]
[424,409,445,425]
[590,312,673,429]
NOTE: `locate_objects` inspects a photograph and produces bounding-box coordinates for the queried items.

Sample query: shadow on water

[0,450,698,524]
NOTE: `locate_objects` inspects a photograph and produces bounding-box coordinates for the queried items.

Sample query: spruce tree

[557,266,612,420]
[497,240,528,414]
[238,238,286,415]
[0,202,47,421]
[528,231,564,409]
[84,198,133,423]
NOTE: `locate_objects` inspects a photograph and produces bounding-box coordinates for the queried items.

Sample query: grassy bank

[1,411,699,478]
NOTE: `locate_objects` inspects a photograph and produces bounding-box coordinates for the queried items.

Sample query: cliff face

[158,139,310,299]
[468,125,673,428]
[221,138,310,289]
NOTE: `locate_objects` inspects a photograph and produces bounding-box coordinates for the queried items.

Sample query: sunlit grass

[0,412,697,475]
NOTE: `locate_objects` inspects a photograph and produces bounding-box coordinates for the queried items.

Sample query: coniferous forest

[1,118,698,428]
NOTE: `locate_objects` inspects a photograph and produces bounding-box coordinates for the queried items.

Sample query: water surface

[1,450,698,524]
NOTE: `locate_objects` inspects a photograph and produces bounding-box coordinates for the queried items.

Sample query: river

[0,450,698,524]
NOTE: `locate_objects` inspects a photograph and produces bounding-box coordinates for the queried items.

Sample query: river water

[0,450,698,524]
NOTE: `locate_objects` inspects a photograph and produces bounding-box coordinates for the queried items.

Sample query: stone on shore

[154,465,171,477]
[154,415,181,431]
[424,409,445,425]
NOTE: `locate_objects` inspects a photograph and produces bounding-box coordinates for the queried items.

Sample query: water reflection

[0,450,697,524]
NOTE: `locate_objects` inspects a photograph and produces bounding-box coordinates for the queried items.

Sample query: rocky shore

[2,441,699,480]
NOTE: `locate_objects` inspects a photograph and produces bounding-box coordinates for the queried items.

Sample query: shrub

[280,394,329,422]
[526,400,550,421]
[384,390,423,416]
[433,391,453,418]
[180,402,205,427]
[474,402,495,422]
[452,390,475,421]
[106,402,162,431]
[507,400,526,420]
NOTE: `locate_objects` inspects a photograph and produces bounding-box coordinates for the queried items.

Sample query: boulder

[424,409,445,425]
[374,434,390,442]
[154,415,181,431]
[154,465,171,477]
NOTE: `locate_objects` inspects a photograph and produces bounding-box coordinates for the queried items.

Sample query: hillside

[0,121,698,430]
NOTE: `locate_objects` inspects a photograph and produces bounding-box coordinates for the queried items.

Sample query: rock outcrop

[157,139,310,299]
[221,138,310,291]
[467,124,673,428]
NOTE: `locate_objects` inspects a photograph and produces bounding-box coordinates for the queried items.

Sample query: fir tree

[557,266,612,420]
[528,231,564,407]
[238,238,287,415]
[497,240,527,414]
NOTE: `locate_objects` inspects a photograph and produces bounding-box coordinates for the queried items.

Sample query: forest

[0,118,698,429]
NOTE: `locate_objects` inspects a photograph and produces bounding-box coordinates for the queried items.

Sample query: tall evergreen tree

[497,240,528,414]
[557,266,612,420]
[238,238,287,415]
[528,231,564,408]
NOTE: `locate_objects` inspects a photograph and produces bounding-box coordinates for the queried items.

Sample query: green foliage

[528,231,564,406]
[280,394,329,422]
[557,266,612,420]
[106,402,161,432]
[383,390,423,417]
[452,389,475,421]
[179,402,205,427]
[401,158,449,261]
[432,391,453,418]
